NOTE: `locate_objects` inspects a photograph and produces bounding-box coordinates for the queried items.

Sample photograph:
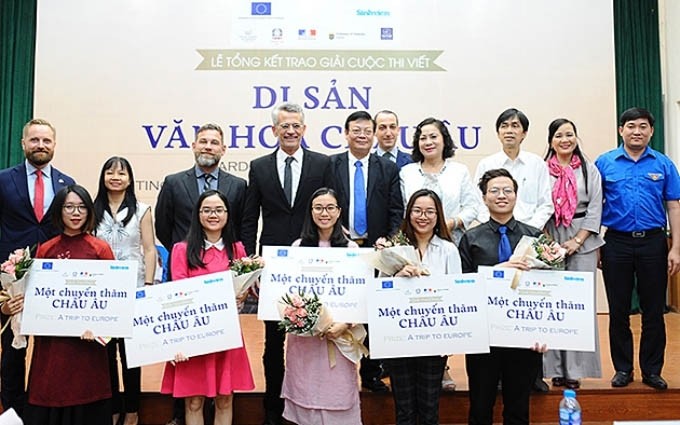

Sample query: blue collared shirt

[194,166,219,194]
[595,145,680,231]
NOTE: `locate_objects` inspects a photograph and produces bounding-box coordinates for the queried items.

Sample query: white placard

[21,259,138,337]
[481,266,595,351]
[124,271,243,368]
[257,246,374,323]
[367,274,490,359]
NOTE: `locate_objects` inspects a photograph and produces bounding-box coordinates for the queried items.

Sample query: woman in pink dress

[161,189,255,425]
[281,187,363,425]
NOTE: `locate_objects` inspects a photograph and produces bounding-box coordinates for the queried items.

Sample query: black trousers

[601,230,668,375]
[388,356,447,425]
[466,348,541,425]
[262,320,285,420]
[107,338,141,414]
[0,314,27,417]
[359,324,383,383]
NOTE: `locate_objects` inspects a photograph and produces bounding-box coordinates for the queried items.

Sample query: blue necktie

[498,225,512,262]
[354,160,367,236]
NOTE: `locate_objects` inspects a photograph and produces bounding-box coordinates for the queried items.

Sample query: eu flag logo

[493,270,504,278]
[135,290,146,299]
[251,2,271,15]
[42,262,53,270]
[277,249,288,257]
[382,281,393,289]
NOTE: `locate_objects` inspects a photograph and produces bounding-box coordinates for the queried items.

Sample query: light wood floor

[140,313,680,393]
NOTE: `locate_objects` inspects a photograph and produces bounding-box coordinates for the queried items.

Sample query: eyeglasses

[63,204,87,214]
[278,123,304,131]
[410,208,437,218]
[312,205,339,214]
[486,187,515,196]
[199,207,228,216]
[349,128,374,137]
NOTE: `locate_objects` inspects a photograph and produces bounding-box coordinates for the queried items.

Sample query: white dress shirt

[474,150,554,229]
[276,148,304,205]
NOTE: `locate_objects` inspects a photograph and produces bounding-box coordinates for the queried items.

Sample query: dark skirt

[23,398,111,425]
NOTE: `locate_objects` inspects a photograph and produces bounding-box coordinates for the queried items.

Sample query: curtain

[0,0,37,168]
[614,0,664,152]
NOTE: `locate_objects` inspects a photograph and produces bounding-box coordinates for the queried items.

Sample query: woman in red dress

[23,184,115,425]
[161,189,254,425]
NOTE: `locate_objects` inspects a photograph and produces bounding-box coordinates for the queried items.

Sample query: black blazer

[0,163,74,260]
[154,167,247,251]
[329,152,404,246]
[241,149,335,255]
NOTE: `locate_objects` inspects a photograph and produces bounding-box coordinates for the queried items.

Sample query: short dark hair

[495,108,529,132]
[344,111,375,132]
[195,123,224,140]
[50,184,96,234]
[478,168,518,194]
[298,187,350,247]
[411,118,456,162]
[618,107,655,127]
[373,110,399,124]
[400,189,452,244]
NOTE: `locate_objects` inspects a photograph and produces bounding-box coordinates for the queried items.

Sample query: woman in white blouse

[400,118,481,246]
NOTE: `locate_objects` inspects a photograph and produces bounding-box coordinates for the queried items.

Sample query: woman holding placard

[542,119,603,389]
[93,156,156,425]
[390,189,462,425]
[161,189,254,425]
[23,185,115,425]
[281,187,364,425]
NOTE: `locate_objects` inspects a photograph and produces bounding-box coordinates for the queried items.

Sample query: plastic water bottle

[559,389,582,424]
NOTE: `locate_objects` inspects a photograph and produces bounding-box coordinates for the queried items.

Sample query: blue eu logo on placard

[382,280,393,289]
[277,249,288,257]
[251,2,271,15]
[136,290,146,299]
[493,270,504,278]
[41,262,53,270]
[381,28,393,40]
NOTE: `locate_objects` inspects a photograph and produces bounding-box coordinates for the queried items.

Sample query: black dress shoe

[362,377,390,392]
[532,377,549,393]
[551,377,566,387]
[611,371,634,387]
[642,374,668,390]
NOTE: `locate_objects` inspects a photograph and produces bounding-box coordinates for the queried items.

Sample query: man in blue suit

[0,118,74,416]
[373,110,413,170]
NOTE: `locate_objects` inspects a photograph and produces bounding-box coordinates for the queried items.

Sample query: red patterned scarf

[548,154,581,227]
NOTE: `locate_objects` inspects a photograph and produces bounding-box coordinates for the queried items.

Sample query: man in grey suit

[241,102,335,425]
[154,123,246,425]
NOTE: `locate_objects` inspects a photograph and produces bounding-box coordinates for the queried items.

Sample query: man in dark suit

[241,102,334,425]
[0,118,75,417]
[330,110,404,392]
[373,110,413,170]
[154,123,246,425]
[155,123,247,253]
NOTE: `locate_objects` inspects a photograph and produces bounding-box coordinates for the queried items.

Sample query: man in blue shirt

[595,107,680,390]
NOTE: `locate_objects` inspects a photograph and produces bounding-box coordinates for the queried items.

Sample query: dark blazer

[241,149,335,255]
[395,150,413,169]
[155,167,247,251]
[330,152,404,246]
[0,163,74,260]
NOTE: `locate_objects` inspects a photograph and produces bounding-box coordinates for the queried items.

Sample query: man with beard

[155,123,246,425]
[156,123,247,252]
[0,118,75,417]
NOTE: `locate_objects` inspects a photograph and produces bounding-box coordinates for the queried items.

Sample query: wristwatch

[574,236,583,245]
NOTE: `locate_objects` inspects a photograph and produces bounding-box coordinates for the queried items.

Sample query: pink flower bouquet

[510,234,566,270]
[277,291,368,366]
[231,255,265,304]
[362,231,430,276]
[0,247,34,349]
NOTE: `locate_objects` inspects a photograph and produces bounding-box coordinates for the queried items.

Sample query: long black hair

[185,189,235,269]
[298,187,351,247]
[50,184,96,234]
[400,189,452,244]
[93,156,138,230]
[543,118,589,193]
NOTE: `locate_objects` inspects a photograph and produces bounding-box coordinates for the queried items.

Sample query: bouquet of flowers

[362,230,430,276]
[510,234,567,270]
[0,247,34,349]
[278,291,368,366]
[231,255,265,303]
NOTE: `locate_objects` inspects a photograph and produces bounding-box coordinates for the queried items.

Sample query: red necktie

[34,170,45,221]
